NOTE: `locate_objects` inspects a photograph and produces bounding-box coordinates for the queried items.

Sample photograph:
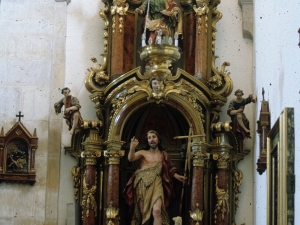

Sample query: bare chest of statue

[140,150,162,169]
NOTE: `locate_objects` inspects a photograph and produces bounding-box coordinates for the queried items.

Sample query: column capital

[81,150,102,166]
[104,150,125,165]
[213,153,230,169]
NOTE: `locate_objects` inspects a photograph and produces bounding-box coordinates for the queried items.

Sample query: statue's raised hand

[130,136,139,150]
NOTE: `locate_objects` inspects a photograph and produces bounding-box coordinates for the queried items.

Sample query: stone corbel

[238,0,253,40]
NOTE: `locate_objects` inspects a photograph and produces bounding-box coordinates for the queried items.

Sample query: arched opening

[119,102,191,224]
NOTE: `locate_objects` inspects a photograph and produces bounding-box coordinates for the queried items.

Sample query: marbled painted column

[210,122,232,225]
[189,142,208,225]
[110,0,129,79]
[193,0,209,79]
[213,153,230,225]
[81,130,102,225]
[104,140,125,225]
[183,11,196,75]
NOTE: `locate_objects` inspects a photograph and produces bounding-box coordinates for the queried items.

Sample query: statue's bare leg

[70,113,79,135]
[236,113,250,133]
[152,197,162,225]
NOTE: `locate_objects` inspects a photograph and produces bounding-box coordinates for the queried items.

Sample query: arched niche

[106,90,207,224]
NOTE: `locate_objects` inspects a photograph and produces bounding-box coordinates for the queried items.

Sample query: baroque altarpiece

[66,0,251,224]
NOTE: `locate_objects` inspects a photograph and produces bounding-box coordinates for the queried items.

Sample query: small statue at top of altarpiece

[135,0,183,44]
[122,130,186,225]
[54,87,83,135]
[227,89,256,140]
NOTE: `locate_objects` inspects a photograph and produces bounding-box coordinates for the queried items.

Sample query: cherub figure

[227,89,256,140]
[150,78,164,99]
[54,87,83,135]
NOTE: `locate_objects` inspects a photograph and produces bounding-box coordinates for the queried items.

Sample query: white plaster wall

[254,1,300,224]
[57,0,104,224]
[215,1,254,225]
[0,0,67,224]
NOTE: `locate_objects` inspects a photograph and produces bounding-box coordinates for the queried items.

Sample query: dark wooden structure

[0,113,38,185]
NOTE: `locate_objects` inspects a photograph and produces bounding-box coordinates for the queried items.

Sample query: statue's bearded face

[147,132,159,149]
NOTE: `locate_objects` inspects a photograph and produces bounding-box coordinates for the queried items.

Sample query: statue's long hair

[145,130,163,150]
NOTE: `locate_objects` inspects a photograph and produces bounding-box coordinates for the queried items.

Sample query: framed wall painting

[267,108,295,225]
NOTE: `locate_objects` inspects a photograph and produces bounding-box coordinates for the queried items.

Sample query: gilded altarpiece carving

[65,0,252,224]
